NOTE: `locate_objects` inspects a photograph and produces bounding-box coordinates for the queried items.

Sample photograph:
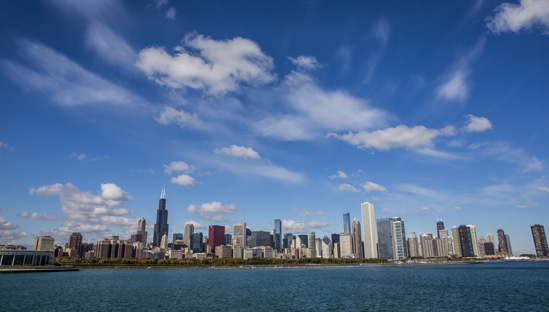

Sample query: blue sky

[1,0,548,254]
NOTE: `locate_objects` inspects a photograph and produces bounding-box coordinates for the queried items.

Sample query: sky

[1,0,548,255]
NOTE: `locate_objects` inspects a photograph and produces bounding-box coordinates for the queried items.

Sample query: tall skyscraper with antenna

[343,212,351,234]
[153,188,169,248]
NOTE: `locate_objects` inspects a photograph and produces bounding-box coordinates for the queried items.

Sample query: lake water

[2,261,548,311]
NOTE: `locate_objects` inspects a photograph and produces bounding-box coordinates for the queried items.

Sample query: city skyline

[1,1,549,255]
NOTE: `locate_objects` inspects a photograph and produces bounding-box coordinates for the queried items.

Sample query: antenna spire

[160,187,165,199]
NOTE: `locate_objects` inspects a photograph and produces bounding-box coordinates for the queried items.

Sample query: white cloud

[70,152,109,162]
[363,181,387,192]
[415,148,466,160]
[0,141,12,150]
[338,183,360,192]
[0,216,20,230]
[155,106,202,129]
[255,73,389,140]
[170,174,196,186]
[329,171,348,179]
[136,34,275,95]
[536,186,549,193]
[364,19,390,82]
[0,217,27,244]
[17,211,58,221]
[289,56,320,71]
[183,220,205,229]
[380,208,399,214]
[481,142,543,172]
[186,202,237,222]
[463,114,492,132]
[328,125,455,151]
[487,0,549,35]
[85,22,137,69]
[517,203,539,209]
[415,207,430,214]
[163,161,194,174]
[29,182,138,242]
[298,209,327,217]
[165,7,176,19]
[435,37,485,102]
[214,145,261,160]
[397,184,448,201]
[1,40,142,107]
[212,158,304,183]
[281,219,335,234]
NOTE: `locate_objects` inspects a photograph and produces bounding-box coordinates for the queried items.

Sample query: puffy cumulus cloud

[155,106,201,129]
[0,217,27,244]
[170,174,196,186]
[463,115,492,132]
[29,182,139,242]
[183,220,205,229]
[0,216,20,230]
[289,56,320,71]
[0,40,142,107]
[329,171,348,179]
[281,219,335,234]
[163,161,194,174]
[101,183,134,201]
[298,209,327,217]
[487,0,549,35]
[255,72,389,140]
[363,181,387,192]
[186,202,237,222]
[328,125,455,151]
[214,145,261,160]
[536,186,549,193]
[17,211,58,221]
[136,34,275,95]
[338,183,360,192]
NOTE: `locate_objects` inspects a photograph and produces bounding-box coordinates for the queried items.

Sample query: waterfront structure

[184,223,194,249]
[273,219,282,252]
[451,226,462,257]
[352,218,363,258]
[339,233,353,258]
[361,202,377,258]
[497,229,508,256]
[343,212,351,234]
[137,218,148,245]
[531,224,549,257]
[33,236,55,252]
[153,189,169,248]
[407,233,419,258]
[436,220,445,238]
[208,225,225,252]
[0,247,54,266]
[308,232,316,258]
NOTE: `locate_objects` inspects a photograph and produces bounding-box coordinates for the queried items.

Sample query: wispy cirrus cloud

[281,219,335,234]
[17,211,58,221]
[298,209,327,217]
[487,0,549,35]
[187,202,237,222]
[70,152,109,162]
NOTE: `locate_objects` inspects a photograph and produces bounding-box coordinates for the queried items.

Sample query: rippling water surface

[2,261,548,311]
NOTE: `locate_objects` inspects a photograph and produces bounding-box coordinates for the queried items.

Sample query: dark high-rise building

[352,218,363,258]
[343,213,351,234]
[283,233,293,249]
[208,225,225,251]
[377,218,394,260]
[68,232,83,256]
[153,189,169,248]
[273,219,282,251]
[484,242,496,256]
[331,233,340,245]
[497,229,508,256]
[251,231,272,247]
[192,232,203,253]
[459,225,474,257]
[298,234,309,248]
[225,234,232,245]
[173,233,183,243]
[531,224,549,257]
[436,220,445,238]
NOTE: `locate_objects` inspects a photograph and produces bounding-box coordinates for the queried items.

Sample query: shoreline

[0,266,79,274]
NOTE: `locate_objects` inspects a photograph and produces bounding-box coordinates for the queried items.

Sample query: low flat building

[0,248,54,266]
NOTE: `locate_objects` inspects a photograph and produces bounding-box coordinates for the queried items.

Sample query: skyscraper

[283,233,293,249]
[234,223,247,249]
[192,232,203,253]
[34,236,55,252]
[308,232,316,258]
[407,233,419,258]
[377,218,394,260]
[392,218,407,259]
[531,224,549,257]
[343,212,351,234]
[451,226,462,257]
[208,225,225,251]
[458,225,474,257]
[273,219,282,252]
[352,217,363,258]
[467,225,479,257]
[506,234,513,257]
[361,202,377,258]
[68,232,83,256]
[497,229,508,256]
[436,220,445,238]
[153,189,169,248]
[184,223,194,249]
[137,218,148,245]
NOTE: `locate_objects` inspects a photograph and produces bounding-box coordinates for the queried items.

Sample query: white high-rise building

[234,223,247,249]
[339,233,354,258]
[467,225,479,257]
[361,202,378,258]
[308,232,316,258]
[321,236,332,258]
